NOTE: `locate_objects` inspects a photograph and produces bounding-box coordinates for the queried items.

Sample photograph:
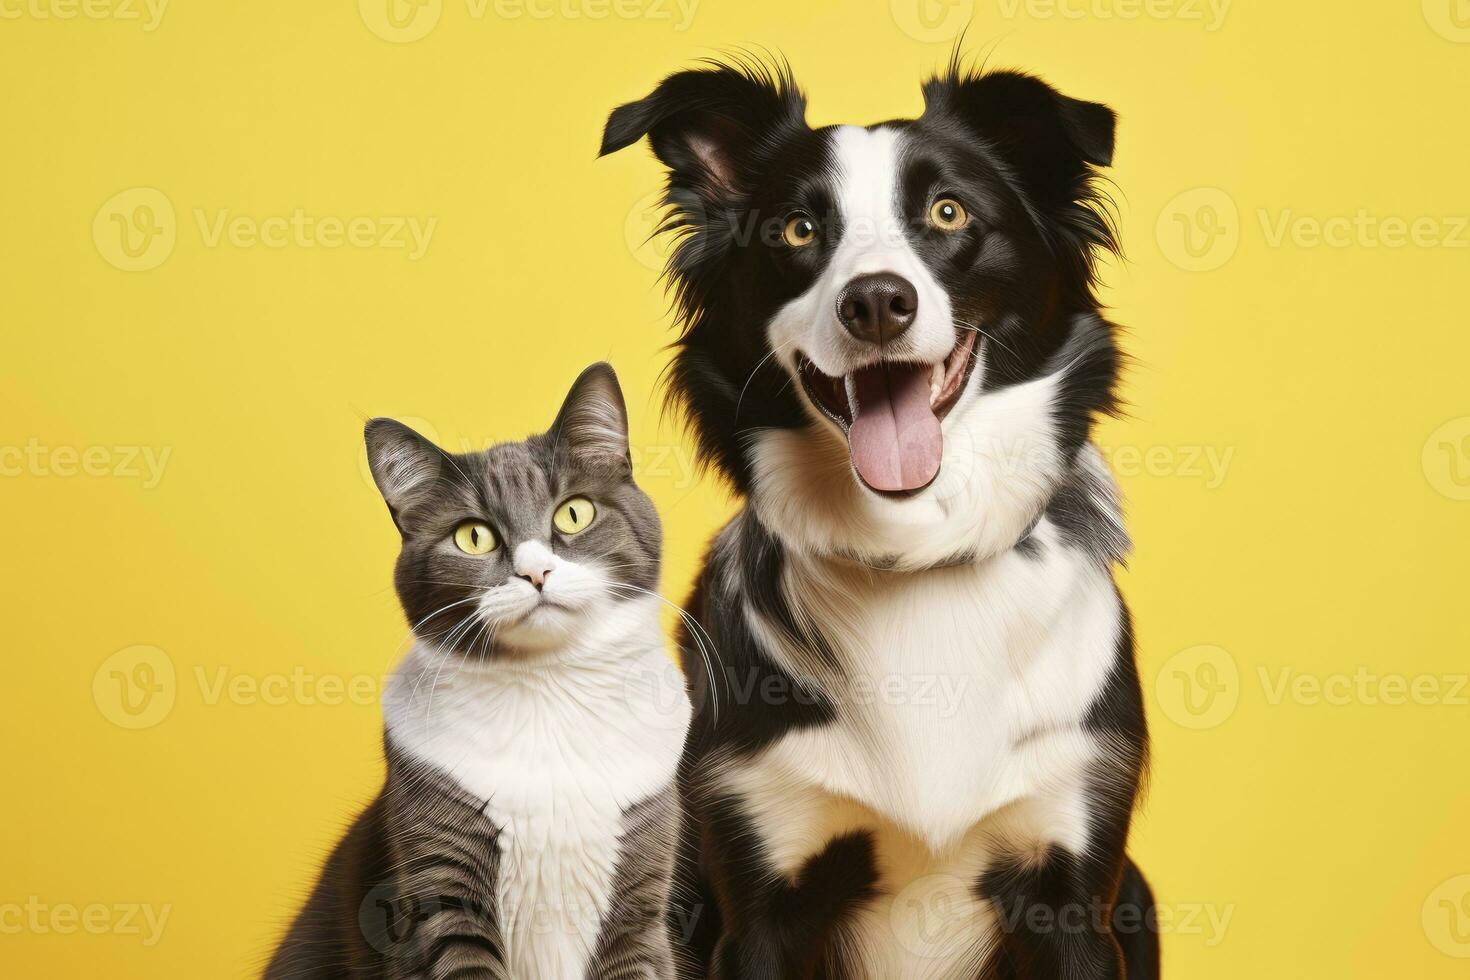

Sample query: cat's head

[365,363,661,657]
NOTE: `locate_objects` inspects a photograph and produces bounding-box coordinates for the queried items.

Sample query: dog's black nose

[836,273,918,345]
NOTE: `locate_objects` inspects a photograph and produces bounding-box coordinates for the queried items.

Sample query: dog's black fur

[602,54,1158,979]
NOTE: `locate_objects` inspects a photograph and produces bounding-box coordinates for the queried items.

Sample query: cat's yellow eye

[553,497,596,535]
[783,214,817,248]
[929,198,968,231]
[453,521,498,556]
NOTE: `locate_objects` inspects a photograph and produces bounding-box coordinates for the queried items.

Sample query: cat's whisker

[604,581,721,722]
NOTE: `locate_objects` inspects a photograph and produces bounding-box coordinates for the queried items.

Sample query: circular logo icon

[622,654,693,733]
[624,189,682,272]
[93,188,176,272]
[1423,0,1470,42]
[891,0,975,43]
[1423,874,1470,957]
[1155,187,1239,272]
[1423,416,1470,501]
[359,0,442,43]
[1155,644,1238,730]
[888,872,976,958]
[93,645,177,729]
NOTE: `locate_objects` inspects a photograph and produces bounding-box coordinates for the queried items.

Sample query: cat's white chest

[384,601,689,979]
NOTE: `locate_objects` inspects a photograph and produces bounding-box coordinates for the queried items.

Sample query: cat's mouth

[796,331,978,496]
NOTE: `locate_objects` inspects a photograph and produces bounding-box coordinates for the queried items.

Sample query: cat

[265,363,692,980]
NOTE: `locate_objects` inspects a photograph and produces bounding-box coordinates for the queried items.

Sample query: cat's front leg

[383,887,505,980]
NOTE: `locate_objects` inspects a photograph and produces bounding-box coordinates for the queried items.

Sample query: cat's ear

[551,362,630,465]
[364,419,446,529]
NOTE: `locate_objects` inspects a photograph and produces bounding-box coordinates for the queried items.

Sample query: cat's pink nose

[512,541,556,591]
[516,565,552,590]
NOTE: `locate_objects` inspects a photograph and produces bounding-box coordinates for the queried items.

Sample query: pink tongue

[847,363,943,493]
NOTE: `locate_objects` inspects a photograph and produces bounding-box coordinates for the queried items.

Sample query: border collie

[601,55,1158,979]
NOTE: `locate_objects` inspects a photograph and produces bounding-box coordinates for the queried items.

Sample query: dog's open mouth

[798,331,979,495]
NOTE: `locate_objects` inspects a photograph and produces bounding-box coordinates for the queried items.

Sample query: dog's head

[601,58,1122,566]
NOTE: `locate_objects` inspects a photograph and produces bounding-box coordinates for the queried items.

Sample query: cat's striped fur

[266,364,691,979]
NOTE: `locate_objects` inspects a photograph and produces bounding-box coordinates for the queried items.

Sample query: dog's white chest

[729,543,1123,976]
[757,543,1121,852]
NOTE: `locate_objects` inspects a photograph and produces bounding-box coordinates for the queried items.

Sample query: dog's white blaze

[726,539,1121,975]
[384,595,690,980]
[766,125,955,382]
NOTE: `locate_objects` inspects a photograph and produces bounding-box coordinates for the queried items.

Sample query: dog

[600,55,1158,979]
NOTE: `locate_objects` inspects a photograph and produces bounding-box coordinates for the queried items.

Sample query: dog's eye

[553,497,596,535]
[929,198,968,231]
[783,214,818,248]
[453,521,498,556]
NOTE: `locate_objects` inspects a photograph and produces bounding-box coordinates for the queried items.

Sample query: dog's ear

[922,69,1115,204]
[600,61,807,199]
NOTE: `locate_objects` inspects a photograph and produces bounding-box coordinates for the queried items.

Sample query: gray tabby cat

[266,363,692,980]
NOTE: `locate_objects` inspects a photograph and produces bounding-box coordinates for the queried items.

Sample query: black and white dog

[601,56,1158,979]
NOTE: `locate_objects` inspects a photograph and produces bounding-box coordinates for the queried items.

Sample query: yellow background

[3,0,1469,976]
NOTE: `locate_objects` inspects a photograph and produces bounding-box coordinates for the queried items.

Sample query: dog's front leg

[978,847,1133,980]
[704,812,879,980]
